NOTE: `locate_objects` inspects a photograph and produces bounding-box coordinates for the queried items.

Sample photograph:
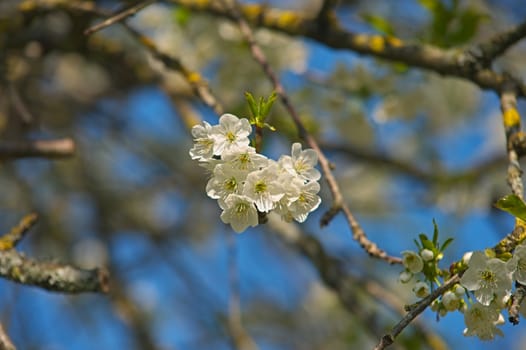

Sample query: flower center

[254,180,267,193]
[479,269,496,286]
[238,153,250,169]
[226,131,236,142]
[224,177,237,191]
[235,202,249,214]
[294,160,307,173]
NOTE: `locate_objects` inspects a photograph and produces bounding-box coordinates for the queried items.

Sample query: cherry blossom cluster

[400,238,526,341]
[189,113,321,233]
[457,245,526,341]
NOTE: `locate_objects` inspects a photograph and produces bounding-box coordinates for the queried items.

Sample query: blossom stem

[254,125,263,153]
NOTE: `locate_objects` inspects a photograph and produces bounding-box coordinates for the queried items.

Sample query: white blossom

[242,162,284,212]
[508,243,526,284]
[402,251,424,273]
[460,251,513,306]
[287,181,321,223]
[206,164,246,204]
[279,142,321,181]
[273,174,302,222]
[189,121,215,160]
[219,194,258,233]
[222,146,268,173]
[413,281,430,298]
[190,113,323,232]
[210,114,251,155]
[463,302,504,341]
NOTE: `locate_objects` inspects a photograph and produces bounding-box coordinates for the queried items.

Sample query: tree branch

[0,213,38,251]
[373,274,460,350]
[0,139,75,159]
[123,25,224,115]
[509,282,526,325]
[501,82,525,199]
[223,0,401,264]
[226,233,258,350]
[0,323,16,350]
[266,214,448,350]
[84,0,156,35]
[168,0,526,97]
[0,249,109,293]
[473,18,526,67]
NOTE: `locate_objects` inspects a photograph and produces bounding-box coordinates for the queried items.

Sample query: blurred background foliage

[1,0,526,349]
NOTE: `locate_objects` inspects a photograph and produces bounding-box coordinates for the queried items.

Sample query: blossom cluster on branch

[400,228,526,341]
[189,113,321,233]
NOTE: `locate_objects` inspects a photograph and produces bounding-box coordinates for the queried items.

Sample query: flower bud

[454,285,466,297]
[420,249,434,262]
[462,251,473,265]
[442,291,460,311]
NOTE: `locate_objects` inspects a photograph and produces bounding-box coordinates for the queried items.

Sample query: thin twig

[473,18,526,67]
[509,282,526,325]
[123,25,224,115]
[315,0,339,29]
[226,232,258,350]
[0,323,16,350]
[501,82,524,199]
[0,213,38,251]
[7,83,33,125]
[223,0,401,264]
[84,0,156,35]
[266,214,448,350]
[0,249,109,293]
[0,138,75,159]
[373,274,460,350]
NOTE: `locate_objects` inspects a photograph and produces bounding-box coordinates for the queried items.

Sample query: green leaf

[432,219,439,245]
[244,92,258,121]
[361,13,395,36]
[260,91,277,119]
[419,234,434,250]
[440,237,454,252]
[495,194,526,222]
[447,8,488,46]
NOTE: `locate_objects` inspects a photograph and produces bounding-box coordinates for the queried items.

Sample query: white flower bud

[454,285,466,297]
[439,308,448,317]
[420,249,434,262]
[399,270,413,284]
[462,251,473,265]
[413,281,430,298]
[442,291,460,311]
